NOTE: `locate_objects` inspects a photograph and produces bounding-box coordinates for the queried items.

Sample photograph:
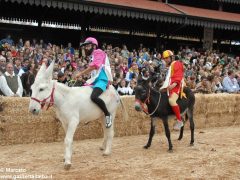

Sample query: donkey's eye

[142,90,146,94]
[39,88,44,92]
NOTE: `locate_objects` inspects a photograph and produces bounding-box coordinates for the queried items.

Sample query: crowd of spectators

[0,35,239,97]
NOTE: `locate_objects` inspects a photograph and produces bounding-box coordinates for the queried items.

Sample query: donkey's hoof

[103,151,111,156]
[143,145,149,149]
[64,163,71,170]
[84,121,90,125]
[189,143,194,146]
[168,149,173,153]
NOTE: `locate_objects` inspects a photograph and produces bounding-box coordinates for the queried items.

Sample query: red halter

[31,84,55,110]
[135,88,151,114]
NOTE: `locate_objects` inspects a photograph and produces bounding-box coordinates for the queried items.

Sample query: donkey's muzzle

[135,101,142,111]
[29,108,40,115]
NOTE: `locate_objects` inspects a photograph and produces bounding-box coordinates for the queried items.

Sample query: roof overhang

[215,0,240,4]
[3,0,240,31]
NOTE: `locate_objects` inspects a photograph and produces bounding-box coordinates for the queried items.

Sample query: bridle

[135,85,161,116]
[135,87,150,114]
[31,84,55,110]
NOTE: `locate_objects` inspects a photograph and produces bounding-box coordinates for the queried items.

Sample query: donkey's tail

[116,90,128,121]
[120,97,128,121]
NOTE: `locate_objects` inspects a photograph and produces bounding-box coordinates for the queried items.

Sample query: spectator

[0,35,14,46]
[128,79,137,95]
[119,61,128,77]
[6,50,14,62]
[121,45,129,59]
[186,75,196,90]
[18,59,30,77]
[214,76,224,93]
[0,56,6,74]
[194,76,212,94]
[57,71,68,84]
[66,42,74,55]
[14,58,22,75]
[53,71,58,80]
[39,39,46,49]
[207,74,217,93]
[64,49,73,62]
[0,63,23,97]
[112,77,119,90]
[222,70,240,93]
[117,79,131,95]
[125,62,139,82]
[21,63,37,96]
[16,38,23,50]
[10,45,18,58]
[153,52,164,70]
[185,64,194,77]
[23,40,31,51]
[141,68,150,80]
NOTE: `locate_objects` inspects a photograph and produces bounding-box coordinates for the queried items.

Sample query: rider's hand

[167,83,177,91]
[160,88,167,92]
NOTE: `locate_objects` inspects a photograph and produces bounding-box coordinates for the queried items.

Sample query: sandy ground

[0,126,240,180]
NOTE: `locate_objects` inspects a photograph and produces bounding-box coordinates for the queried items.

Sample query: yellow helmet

[162,50,174,59]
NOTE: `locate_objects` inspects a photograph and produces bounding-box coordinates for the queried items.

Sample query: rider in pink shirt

[76,37,113,128]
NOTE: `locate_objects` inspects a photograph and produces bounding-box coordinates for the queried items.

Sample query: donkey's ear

[35,62,47,80]
[45,60,55,80]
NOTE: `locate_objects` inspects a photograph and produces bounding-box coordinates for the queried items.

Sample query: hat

[80,37,98,47]
[162,50,174,59]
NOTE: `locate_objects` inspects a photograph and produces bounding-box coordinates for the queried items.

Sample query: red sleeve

[170,61,184,85]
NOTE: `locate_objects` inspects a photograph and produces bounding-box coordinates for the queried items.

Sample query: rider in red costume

[162,50,184,130]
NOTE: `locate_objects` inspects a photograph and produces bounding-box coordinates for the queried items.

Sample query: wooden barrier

[0,94,239,145]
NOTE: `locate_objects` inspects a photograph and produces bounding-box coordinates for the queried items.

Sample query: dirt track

[0,126,239,180]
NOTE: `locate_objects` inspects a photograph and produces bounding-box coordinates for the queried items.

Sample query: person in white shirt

[222,70,240,93]
[117,79,132,95]
[0,63,23,97]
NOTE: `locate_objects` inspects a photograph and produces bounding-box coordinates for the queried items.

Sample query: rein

[31,84,55,110]
[136,87,161,116]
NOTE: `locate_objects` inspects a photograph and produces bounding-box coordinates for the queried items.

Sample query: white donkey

[29,60,126,170]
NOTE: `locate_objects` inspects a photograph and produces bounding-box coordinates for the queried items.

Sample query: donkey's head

[29,60,55,115]
[134,78,151,112]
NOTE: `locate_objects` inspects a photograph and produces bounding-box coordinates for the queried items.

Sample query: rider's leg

[91,87,109,116]
[169,92,183,130]
[90,87,112,128]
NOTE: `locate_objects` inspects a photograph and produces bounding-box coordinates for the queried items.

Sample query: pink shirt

[89,49,106,69]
